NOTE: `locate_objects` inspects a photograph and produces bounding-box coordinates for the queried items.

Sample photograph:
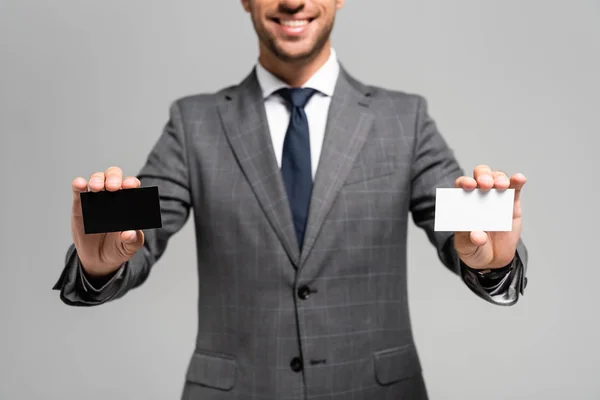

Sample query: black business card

[80,186,162,234]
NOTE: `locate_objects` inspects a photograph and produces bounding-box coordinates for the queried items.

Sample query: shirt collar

[255,48,340,99]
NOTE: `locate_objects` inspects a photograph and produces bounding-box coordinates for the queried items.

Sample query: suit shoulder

[368,85,425,109]
[357,83,427,119]
[171,85,236,112]
[166,80,244,119]
[342,70,424,107]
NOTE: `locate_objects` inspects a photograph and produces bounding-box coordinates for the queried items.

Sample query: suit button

[297,285,311,300]
[290,357,303,372]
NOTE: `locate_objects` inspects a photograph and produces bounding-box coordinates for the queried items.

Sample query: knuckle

[105,166,122,174]
[115,239,130,258]
[88,173,105,185]
[474,164,491,174]
[125,177,141,187]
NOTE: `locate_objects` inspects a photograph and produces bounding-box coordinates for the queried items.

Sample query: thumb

[454,231,492,268]
[120,230,144,256]
[454,231,487,257]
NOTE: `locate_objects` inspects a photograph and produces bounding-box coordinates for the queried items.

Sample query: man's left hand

[454,165,527,270]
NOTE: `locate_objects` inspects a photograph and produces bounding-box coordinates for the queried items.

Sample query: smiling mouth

[272,18,314,27]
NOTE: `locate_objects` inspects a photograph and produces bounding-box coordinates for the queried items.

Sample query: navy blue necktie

[277,87,317,250]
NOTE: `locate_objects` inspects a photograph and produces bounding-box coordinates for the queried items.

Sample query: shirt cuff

[462,260,514,292]
[78,261,126,293]
[460,253,526,306]
[74,256,128,304]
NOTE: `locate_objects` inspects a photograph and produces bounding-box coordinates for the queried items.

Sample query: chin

[277,49,315,62]
[272,40,323,63]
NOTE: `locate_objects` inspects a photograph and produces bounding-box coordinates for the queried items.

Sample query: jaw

[262,16,327,62]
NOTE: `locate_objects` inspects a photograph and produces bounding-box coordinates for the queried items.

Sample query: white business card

[434,188,514,232]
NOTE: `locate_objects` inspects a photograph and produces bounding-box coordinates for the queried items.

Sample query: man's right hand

[71,166,145,278]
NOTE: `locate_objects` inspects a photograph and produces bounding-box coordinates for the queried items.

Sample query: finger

[470,231,488,247]
[454,231,478,258]
[122,176,141,189]
[72,177,88,217]
[455,231,491,269]
[454,176,477,190]
[121,230,137,243]
[72,177,88,201]
[104,166,123,192]
[492,170,510,190]
[473,165,494,190]
[509,173,527,202]
[120,230,145,255]
[88,172,105,192]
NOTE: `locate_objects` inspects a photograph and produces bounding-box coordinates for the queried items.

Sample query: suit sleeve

[52,101,192,306]
[408,95,528,305]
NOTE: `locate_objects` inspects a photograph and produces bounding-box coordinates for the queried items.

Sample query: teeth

[280,19,309,27]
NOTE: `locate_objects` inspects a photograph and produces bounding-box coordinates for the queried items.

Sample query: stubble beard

[255,18,335,65]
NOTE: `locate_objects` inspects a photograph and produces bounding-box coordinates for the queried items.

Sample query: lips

[278,19,310,27]
[271,17,314,36]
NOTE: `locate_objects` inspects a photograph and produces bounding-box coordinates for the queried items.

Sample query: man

[54,0,528,399]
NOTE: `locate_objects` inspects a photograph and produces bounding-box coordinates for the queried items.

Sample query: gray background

[1,1,599,399]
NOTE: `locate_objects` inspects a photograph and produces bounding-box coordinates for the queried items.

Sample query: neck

[258,42,332,87]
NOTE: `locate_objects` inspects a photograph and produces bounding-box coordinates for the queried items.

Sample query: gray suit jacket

[54,66,528,400]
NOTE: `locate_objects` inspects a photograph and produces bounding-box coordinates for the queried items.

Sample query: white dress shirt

[255,49,340,180]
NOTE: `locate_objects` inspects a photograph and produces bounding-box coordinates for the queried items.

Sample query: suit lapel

[217,69,300,265]
[299,68,375,266]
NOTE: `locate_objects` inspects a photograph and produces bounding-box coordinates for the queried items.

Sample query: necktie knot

[277,87,318,109]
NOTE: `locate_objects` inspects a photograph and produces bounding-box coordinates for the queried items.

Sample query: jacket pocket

[185,350,237,391]
[373,344,422,385]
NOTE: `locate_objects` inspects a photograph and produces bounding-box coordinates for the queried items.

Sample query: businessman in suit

[54,0,529,398]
